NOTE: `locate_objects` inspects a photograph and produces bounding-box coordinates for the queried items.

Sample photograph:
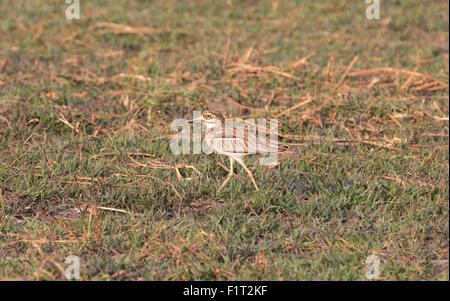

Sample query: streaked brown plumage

[192,111,287,192]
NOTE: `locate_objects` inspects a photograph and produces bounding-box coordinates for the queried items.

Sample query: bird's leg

[236,159,259,191]
[217,157,234,193]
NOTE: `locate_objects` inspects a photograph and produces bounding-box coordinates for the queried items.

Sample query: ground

[0,0,448,280]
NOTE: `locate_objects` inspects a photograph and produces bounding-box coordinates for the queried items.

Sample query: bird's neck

[204,121,223,131]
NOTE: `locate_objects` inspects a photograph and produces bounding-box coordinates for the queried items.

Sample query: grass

[0,0,448,280]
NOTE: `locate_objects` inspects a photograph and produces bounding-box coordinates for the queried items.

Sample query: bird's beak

[188,116,203,123]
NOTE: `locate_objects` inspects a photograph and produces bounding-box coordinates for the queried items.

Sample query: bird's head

[189,111,225,129]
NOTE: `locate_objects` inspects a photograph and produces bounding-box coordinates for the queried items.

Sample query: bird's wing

[210,137,250,154]
[211,134,282,154]
[210,123,284,154]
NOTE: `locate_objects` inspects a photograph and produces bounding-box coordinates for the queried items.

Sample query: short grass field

[0,0,448,280]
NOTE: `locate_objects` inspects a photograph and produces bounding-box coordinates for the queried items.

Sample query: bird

[189,110,287,192]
